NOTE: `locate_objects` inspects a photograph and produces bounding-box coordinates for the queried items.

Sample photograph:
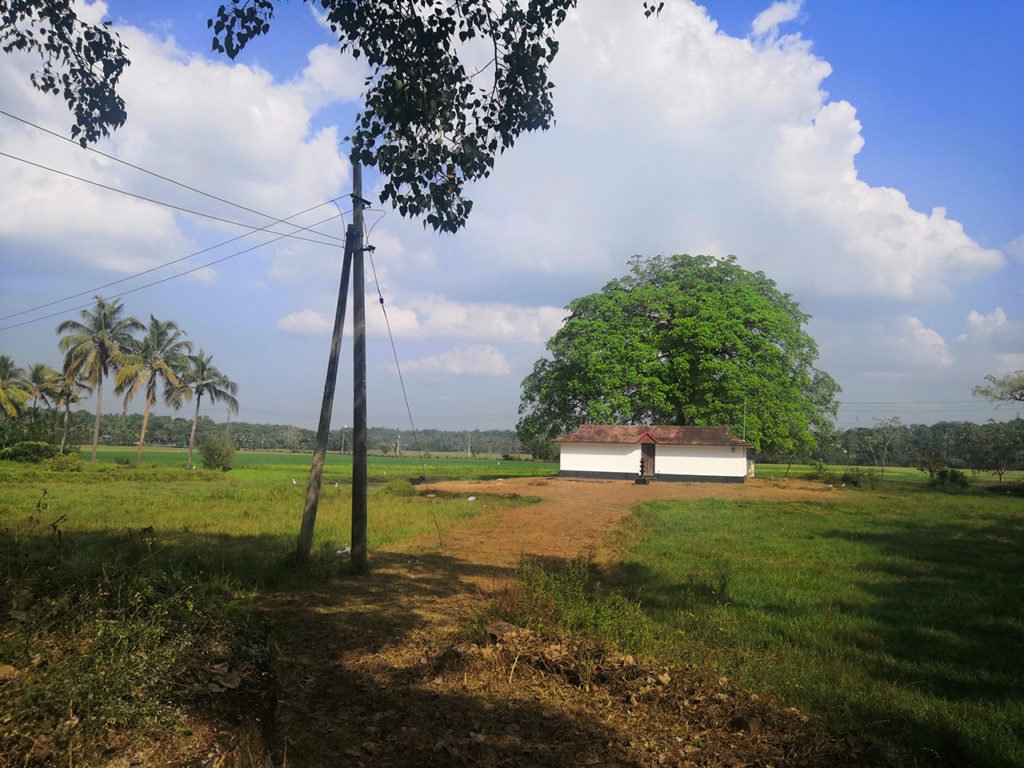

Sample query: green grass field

[2,451,1021,766]
[0,449,548,586]
[78,444,556,483]
[600,489,1023,768]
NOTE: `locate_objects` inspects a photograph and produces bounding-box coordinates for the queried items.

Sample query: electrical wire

[0,150,341,247]
[0,212,342,332]
[0,109,345,245]
[0,202,350,323]
[363,218,442,545]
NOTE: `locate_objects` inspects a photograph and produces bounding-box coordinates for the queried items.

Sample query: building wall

[560,443,640,475]
[559,442,747,480]
[655,444,747,478]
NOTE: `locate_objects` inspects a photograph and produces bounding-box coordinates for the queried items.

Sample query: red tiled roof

[553,424,750,447]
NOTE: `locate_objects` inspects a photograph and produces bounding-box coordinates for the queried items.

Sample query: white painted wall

[560,443,640,474]
[656,444,747,478]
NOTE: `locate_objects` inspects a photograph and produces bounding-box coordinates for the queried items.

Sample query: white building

[554,425,751,483]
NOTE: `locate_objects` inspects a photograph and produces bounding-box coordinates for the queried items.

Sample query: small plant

[199,435,234,471]
[484,558,651,655]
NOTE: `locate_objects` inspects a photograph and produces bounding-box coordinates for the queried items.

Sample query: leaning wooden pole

[296,215,356,562]
[350,161,369,573]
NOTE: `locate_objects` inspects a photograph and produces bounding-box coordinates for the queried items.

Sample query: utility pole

[351,162,369,573]
[296,181,358,562]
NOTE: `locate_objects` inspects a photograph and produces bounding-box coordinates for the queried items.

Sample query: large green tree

[57,296,143,462]
[518,255,840,455]
[115,316,193,466]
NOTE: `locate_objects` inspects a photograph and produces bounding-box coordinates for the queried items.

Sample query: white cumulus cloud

[375,0,1002,303]
[966,307,1008,336]
[401,345,511,377]
[752,0,804,38]
[364,295,566,343]
[278,309,332,336]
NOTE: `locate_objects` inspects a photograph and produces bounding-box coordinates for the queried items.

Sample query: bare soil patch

[411,476,835,570]
[245,477,877,768]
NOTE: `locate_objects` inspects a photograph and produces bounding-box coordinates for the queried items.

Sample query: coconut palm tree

[115,316,192,466]
[57,296,144,463]
[0,354,28,419]
[23,363,61,439]
[174,349,239,470]
[55,370,92,453]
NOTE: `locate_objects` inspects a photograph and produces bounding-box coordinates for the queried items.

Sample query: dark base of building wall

[559,470,745,483]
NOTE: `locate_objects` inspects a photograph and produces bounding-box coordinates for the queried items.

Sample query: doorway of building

[641,442,655,478]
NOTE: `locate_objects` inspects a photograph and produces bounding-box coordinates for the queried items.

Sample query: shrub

[839,466,880,489]
[199,435,234,471]
[803,460,836,484]
[376,478,416,497]
[525,437,559,462]
[932,467,969,491]
[43,453,83,472]
[0,441,58,463]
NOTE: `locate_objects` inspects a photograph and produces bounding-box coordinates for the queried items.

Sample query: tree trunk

[187,393,202,470]
[136,384,154,466]
[91,376,103,463]
[60,403,70,453]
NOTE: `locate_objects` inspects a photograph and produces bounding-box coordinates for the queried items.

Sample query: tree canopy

[973,370,1024,405]
[6,0,661,232]
[1,0,128,144]
[517,254,840,454]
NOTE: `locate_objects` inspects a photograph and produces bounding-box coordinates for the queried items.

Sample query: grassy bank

[596,488,1023,767]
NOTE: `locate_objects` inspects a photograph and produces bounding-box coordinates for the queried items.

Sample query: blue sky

[1,0,1022,431]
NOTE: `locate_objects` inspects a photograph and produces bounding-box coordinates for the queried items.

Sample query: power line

[0,201,348,324]
[364,223,445,545]
[0,148,344,247]
[839,403,983,409]
[0,108,345,245]
[0,212,342,332]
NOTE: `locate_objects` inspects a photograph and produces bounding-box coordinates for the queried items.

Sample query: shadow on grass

[254,550,647,767]
[591,505,1024,768]
[0,519,649,767]
[815,513,1024,767]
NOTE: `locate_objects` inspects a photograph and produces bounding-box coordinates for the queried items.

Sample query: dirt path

[411,476,836,569]
[254,477,868,768]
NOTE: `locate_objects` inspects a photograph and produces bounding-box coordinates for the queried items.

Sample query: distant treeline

[48,410,525,456]
[756,418,1024,479]
[7,407,1023,475]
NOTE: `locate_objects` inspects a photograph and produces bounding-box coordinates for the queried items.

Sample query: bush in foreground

[0,441,58,463]
[199,435,234,471]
